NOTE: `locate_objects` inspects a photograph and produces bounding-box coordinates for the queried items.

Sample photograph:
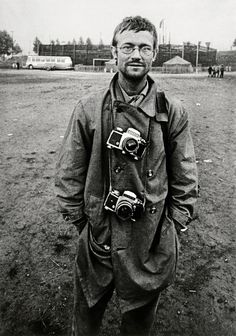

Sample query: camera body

[104,189,144,221]
[106,127,147,160]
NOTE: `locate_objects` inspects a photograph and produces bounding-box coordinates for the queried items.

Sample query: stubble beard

[121,64,150,83]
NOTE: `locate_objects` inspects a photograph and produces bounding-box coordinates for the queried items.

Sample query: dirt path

[0,70,235,336]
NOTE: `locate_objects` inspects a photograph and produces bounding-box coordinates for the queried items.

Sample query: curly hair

[112,16,158,49]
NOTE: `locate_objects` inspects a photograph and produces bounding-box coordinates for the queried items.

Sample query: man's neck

[118,73,147,96]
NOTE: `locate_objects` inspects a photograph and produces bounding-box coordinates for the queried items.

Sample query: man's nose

[131,47,142,59]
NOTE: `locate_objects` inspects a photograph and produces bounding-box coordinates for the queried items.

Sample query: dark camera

[106,127,147,160]
[104,190,144,221]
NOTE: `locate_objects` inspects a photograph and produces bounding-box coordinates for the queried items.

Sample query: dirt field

[0,69,235,336]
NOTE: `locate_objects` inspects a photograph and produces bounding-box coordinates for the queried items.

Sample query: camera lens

[116,201,133,221]
[124,138,138,153]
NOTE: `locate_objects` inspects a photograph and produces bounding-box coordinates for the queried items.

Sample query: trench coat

[55,74,198,312]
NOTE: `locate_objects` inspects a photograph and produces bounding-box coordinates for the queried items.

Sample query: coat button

[147,170,153,177]
[150,206,157,214]
[103,244,110,251]
[114,166,122,174]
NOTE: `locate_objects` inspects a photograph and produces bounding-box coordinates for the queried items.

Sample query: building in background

[162,56,193,73]
[38,43,111,67]
[157,42,217,67]
[217,50,236,71]
[38,42,217,68]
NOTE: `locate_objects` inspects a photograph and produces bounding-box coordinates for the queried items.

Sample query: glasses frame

[118,45,154,57]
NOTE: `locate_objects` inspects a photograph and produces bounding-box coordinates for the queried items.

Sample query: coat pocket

[85,194,111,246]
[142,214,179,287]
[85,194,104,223]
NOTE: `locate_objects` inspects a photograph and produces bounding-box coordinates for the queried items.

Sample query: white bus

[25,56,73,70]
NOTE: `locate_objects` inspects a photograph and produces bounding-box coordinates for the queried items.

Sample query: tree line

[0,30,22,55]
[33,36,105,53]
[0,30,104,56]
[1,29,236,56]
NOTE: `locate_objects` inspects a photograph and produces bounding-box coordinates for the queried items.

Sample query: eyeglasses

[119,45,153,56]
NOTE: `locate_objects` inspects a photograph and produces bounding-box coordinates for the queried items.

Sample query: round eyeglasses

[119,45,153,56]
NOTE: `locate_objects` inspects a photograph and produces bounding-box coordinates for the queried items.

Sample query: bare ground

[0,69,235,336]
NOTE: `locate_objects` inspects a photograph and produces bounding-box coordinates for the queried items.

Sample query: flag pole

[162,20,165,44]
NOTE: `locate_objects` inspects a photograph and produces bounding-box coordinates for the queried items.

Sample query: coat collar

[108,73,159,118]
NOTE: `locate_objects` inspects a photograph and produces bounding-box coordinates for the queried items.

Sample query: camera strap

[155,91,169,158]
[107,100,152,206]
[108,105,114,193]
[106,89,169,207]
[155,91,171,186]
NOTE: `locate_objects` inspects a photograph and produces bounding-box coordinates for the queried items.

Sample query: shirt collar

[109,73,158,118]
[118,80,149,105]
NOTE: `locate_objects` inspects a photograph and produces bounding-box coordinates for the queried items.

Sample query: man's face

[111,30,157,81]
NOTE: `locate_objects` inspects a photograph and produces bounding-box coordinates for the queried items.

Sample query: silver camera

[104,190,144,221]
[106,127,147,160]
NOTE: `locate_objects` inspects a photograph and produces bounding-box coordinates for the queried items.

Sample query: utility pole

[196,41,201,73]
[182,42,185,59]
[73,40,76,65]
[168,33,171,59]
[162,20,165,44]
[205,42,210,66]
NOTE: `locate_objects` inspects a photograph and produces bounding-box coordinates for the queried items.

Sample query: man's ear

[111,46,117,60]
[152,49,157,62]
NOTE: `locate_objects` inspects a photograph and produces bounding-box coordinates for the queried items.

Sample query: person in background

[208,65,213,77]
[220,64,225,78]
[212,65,216,77]
[55,15,198,336]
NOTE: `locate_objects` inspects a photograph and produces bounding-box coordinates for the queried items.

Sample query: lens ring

[123,138,138,153]
[116,201,133,221]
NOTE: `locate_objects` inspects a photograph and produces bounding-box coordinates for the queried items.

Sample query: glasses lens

[120,46,153,56]
[120,46,133,54]
[140,47,152,56]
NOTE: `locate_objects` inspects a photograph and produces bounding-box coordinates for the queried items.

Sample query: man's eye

[142,47,152,52]
[123,46,132,52]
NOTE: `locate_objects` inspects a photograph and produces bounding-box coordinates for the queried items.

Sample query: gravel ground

[0,69,235,336]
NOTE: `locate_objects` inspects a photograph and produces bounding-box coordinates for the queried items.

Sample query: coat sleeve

[166,97,198,231]
[54,101,93,230]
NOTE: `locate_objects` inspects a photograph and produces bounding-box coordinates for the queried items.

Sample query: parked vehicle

[25,56,73,70]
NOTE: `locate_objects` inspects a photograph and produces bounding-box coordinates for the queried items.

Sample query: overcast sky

[1,0,235,54]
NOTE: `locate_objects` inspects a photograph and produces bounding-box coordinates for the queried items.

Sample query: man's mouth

[127,63,144,67]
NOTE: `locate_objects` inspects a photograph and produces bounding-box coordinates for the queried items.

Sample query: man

[212,65,216,77]
[219,64,224,78]
[55,16,198,336]
[208,65,212,77]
